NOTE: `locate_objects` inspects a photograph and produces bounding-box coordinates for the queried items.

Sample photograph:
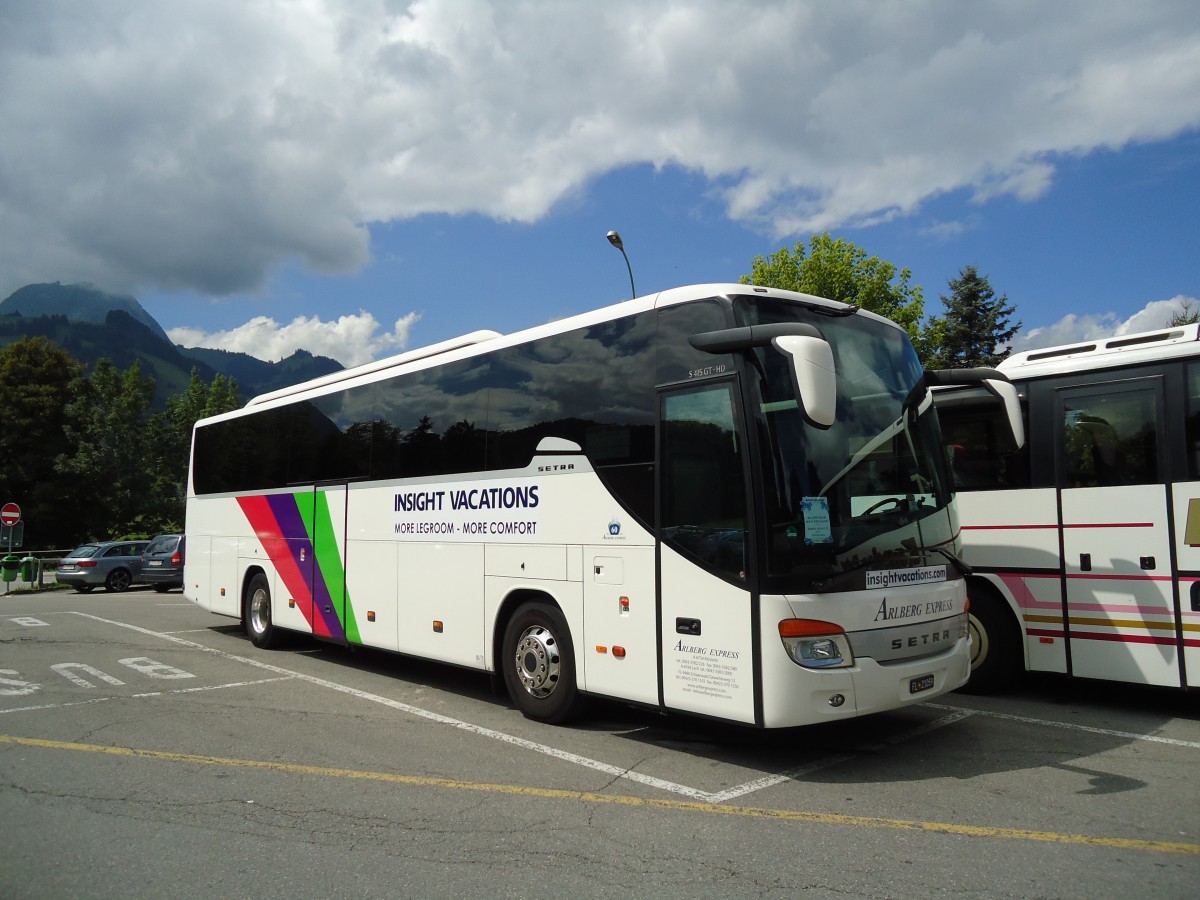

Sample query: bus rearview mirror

[982,378,1025,449]
[772,335,836,429]
[927,367,1025,450]
[687,322,836,429]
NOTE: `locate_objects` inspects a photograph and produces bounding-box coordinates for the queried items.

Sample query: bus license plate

[910,674,935,694]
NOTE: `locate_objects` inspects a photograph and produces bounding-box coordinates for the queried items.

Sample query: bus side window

[1187,362,1200,480]
[660,384,748,582]
[1061,391,1159,489]
[1063,415,1124,487]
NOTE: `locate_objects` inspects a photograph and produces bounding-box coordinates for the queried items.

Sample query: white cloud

[1011,295,1198,352]
[920,219,971,241]
[1,1,1198,297]
[169,311,420,367]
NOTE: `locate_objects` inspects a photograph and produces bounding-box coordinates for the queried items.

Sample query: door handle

[1079,553,1091,571]
[675,617,701,636]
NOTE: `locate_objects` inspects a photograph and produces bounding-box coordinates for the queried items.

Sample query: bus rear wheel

[962,588,1022,694]
[244,573,281,649]
[502,602,582,724]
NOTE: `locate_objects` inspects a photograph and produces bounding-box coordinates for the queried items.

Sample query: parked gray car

[140,534,184,592]
[56,540,150,593]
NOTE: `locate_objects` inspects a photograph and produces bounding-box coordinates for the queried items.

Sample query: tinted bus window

[1059,386,1160,488]
[1187,362,1200,480]
[486,313,656,471]
[193,406,291,494]
[660,383,748,581]
[656,298,734,384]
[373,358,490,480]
[288,387,374,483]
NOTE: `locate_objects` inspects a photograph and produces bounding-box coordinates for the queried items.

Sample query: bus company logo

[890,626,954,651]
[604,518,624,540]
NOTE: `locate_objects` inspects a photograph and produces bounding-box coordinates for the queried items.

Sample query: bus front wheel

[962,588,1022,694]
[502,602,582,724]
[244,573,281,650]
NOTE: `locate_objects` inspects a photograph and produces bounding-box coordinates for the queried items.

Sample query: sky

[2,0,1198,368]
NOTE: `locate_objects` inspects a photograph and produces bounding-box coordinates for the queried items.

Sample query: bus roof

[235,283,862,411]
[997,322,1200,381]
[245,330,503,407]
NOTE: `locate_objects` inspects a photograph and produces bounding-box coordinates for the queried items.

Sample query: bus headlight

[779,619,854,669]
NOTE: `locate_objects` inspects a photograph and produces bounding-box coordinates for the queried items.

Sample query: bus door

[247,488,312,636]
[297,484,351,643]
[1055,379,1180,686]
[657,381,757,724]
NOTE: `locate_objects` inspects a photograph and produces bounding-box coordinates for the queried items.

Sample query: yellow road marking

[3,733,1197,855]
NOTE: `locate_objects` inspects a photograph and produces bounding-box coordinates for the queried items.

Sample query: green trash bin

[0,554,19,582]
[19,556,39,582]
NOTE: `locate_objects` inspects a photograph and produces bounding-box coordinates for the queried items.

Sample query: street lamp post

[606,230,636,299]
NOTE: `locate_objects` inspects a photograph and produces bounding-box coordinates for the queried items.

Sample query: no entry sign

[1,503,20,526]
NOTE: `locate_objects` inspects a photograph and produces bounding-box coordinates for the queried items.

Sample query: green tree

[926,266,1020,369]
[56,358,156,539]
[143,368,241,533]
[1167,298,1199,326]
[741,233,936,358]
[0,340,245,548]
[0,337,85,548]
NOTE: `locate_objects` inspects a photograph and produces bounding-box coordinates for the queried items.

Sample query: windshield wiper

[931,546,972,576]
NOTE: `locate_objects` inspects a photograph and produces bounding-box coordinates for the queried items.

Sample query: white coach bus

[934,323,1200,692]
[184,283,1015,726]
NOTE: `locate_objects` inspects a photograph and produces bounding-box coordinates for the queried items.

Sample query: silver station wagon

[57,540,150,593]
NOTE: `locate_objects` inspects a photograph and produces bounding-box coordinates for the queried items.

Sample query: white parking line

[921,702,1200,750]
[160,629,221,634]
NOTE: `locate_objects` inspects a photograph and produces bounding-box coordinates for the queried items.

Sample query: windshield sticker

[800,496,834,544]
[865,566,948,590]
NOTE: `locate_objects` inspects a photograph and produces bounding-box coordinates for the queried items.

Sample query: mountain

[1,282,171,344]
[0,282,343,408]
[180,346,343,396]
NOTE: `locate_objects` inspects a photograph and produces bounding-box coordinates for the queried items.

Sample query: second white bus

[935,323,1200,692]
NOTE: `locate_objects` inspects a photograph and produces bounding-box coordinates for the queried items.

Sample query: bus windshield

[733,296,955,591]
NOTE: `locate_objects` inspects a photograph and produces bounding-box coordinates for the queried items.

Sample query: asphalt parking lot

[2,589,1197,898]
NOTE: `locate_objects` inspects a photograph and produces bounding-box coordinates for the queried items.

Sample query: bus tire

[501,602,582,724]
[243,573,281,650]
[961,587,1022,694]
